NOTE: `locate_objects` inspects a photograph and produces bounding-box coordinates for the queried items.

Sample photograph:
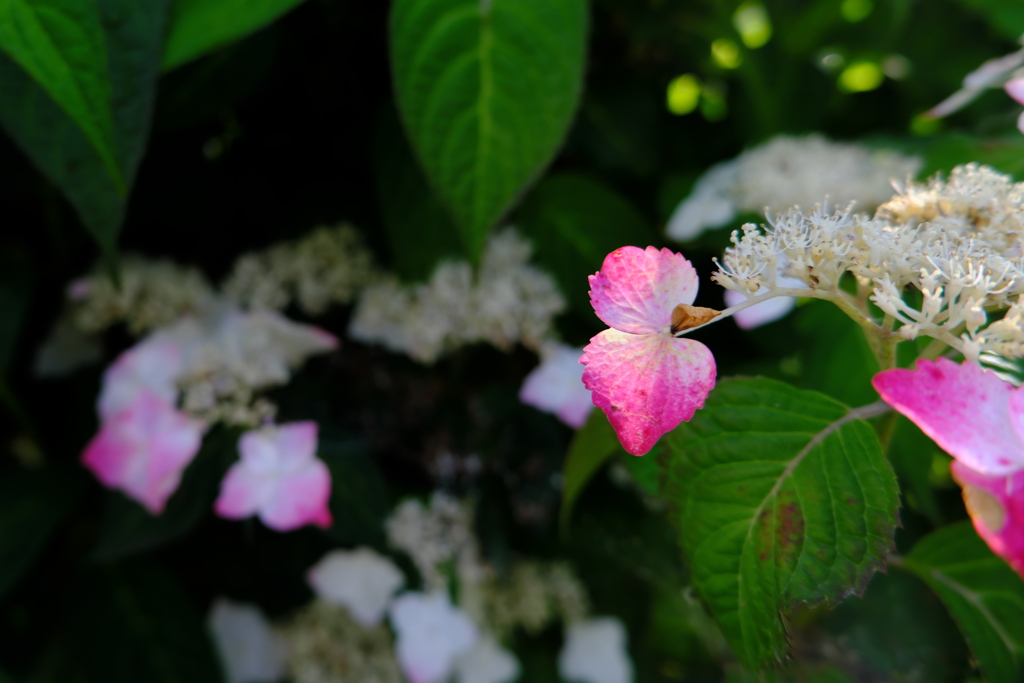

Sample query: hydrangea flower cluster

[714,163,1024,362]
[666,134,921,242]
[874,359,1024,578]
[349,229,565,364]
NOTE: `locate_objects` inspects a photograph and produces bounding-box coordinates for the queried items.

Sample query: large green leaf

[0,466,84,599]
[663,378,900,670]
[390,0,588,261]
[162,0,306,70]
[67,564,223,683]
[900,521,1024,683]
[373,107,463,282]
[0,0,171,255]
[517,173,656,316]
[559,408,622,535]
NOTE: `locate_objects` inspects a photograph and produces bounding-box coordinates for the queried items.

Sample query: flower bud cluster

[349,229,565,364]
[714,163,1024,360]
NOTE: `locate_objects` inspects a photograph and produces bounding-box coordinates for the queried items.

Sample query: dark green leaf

[67,563,223,683]
[795,300,880,407]
[0,467,84,599]
[920,134,1024,178]
[0,248,31,373]
[559,408,623,535]
[663,378,900,670]
[901,521,1024,683]
[91,429,235,562]
[517,173,656,316]
[373,107,463,282]
[887,415,946,526]
[0,0,172,255]
[320,437,392,546]
[390,0,588,261]
[947,0,1024,40]
[619,449,660,496]
[162,0,306,70]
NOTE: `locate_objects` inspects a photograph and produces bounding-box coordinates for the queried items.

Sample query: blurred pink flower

[389,592,477,683]
[873,358,1024,577]
[97,330,194,419]
[82,390,205,513]
[1005,76,1024,134]
[519,342,593,428]
[581,246,716,456]
[215,421,333,531]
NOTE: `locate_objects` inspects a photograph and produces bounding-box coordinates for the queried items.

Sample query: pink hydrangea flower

[519,342,593,428]
[581,246,717,456]
[873,358,1024,577]
[82,390,205,513]
[215,421,333,531]
[389,591,477,683]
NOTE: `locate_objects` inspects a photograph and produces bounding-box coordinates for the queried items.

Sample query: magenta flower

[82,390,205,513]
[581,246,717,456]
[873,358,1024,577]
[214,421,333,531]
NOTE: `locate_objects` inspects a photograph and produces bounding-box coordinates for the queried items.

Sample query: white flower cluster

[480,561,590,639]
[386,493,479,591]
[667,134,922,241]
[222,224,377,314]
[69,255,214,334]
[349,229,566,364]
[713,163,1024,361]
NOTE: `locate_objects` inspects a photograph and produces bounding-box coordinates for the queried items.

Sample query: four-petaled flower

[581,246,717,456]
[873,358,1024,577]
[215,421,334,531]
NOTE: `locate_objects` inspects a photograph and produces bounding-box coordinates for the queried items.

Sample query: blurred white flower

[722,266,807,329]
[454,637,520,683]
[666,162,739,241]
[207,598,287,683]
[558,618,632,683]
[389,592,478,683]
[33,315,103,377]
[518,342,592,428]
[927,46,1024,118]
[306,547,405,626]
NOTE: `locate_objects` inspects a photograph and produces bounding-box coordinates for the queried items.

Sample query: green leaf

[162,0,306,71]
[663,378,900,670]
[0,0,172,255]
[900,521,1024,683]
[0,467,84,599]
[795,300,880,407]
[0,248,31,373]
[390,0,588,261]
[373,107,463,282]
[67,563,223,683]
[887,415,946,526]
[559,408,623,535]
[91,429,235,562]
[920,134,1024,178]
[517,173,656,316]
[320,437,392,547]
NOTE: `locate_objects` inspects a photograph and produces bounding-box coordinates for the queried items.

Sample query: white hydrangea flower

[389,592,478,683]
[385,493,478,591]
[306,547,405,626]
[454,637,520,683]
[666,135,921,242]
[207,598,287,683]
[518,342,593,428]
[558,618,633,683]
[721,261,808,329]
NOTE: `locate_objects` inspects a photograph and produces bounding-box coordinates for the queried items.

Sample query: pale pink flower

[97,328,196,419]
[82,390,205,513]
[215,421,333,531]
[519,342,593,428]
[722,264,807,330]
[307,547,404,625]
[926,47,1024,119]
[1005,76,1024,134]
[454,637,520,683]
[389,592,477,683]
[873,358,1024,577]
[581,246,716,456]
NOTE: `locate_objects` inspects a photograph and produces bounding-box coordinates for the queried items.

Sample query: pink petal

[589,247,699,335]
[581,329,716,456]
[259,459,333,531]
[83,391,205,513]
[214,460,278,520]
[98,337,186,420]
[1004,76,1024,105]
[239,421,318,469]
[950,461,1024,579]
[873,359,1024,476]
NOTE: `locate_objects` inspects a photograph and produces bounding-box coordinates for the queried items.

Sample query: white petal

[307,548,405,626]
[208,598,286,683]
[558,618,633,683]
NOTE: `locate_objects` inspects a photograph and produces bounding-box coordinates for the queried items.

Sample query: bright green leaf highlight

[0,0,172,257]
[711,38,742,69]
[663,378,899,670]
[841,0,874,22]
[901,522,1024,683]
[839,61,884,92]
[163,0,307,71]
[733,3,771,49]
[0,0,123,192]
[560,409,623,535]
[391,0,588,262]
[666,74,701,115]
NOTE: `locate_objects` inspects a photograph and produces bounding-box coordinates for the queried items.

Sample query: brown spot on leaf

[670,304,720,334]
